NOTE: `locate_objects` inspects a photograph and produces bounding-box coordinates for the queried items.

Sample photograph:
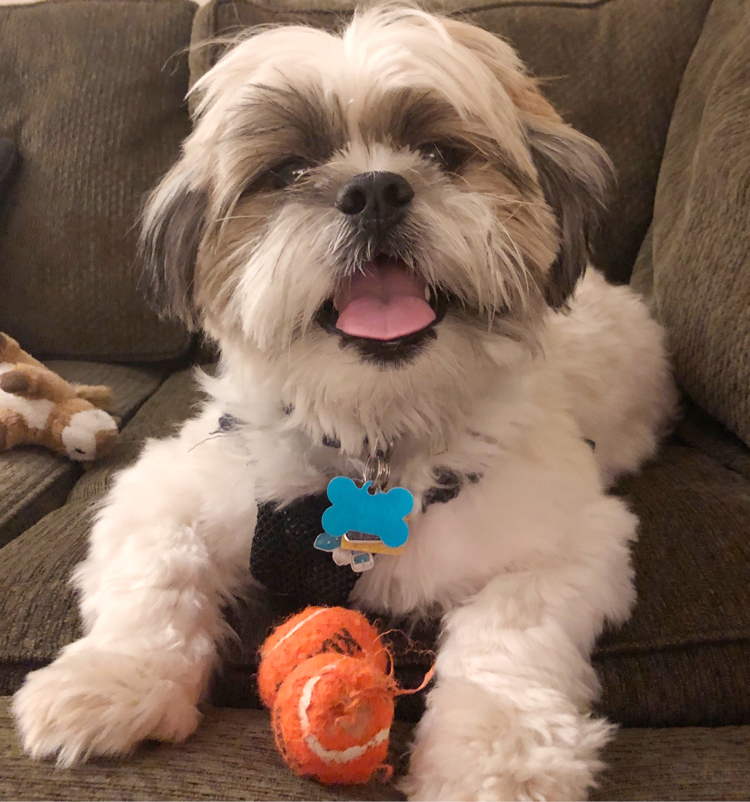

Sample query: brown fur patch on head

[442,15,613,307]
[195,190,282,333]
[357,87,536,198]
[459,160,557,298]
[442,18,561,124]
[358,88,462,151]
[224,84,346,186]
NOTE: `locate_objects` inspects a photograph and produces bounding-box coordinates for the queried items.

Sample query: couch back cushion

[0,0,196,362]
[190,0,712,285]
[642,0,750,448]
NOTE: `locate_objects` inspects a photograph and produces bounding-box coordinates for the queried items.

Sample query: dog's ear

[442,17,614,308]
[527,121,613,308]
[140,160,208,330]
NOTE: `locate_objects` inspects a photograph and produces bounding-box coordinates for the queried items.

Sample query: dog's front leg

[404,499,636,801]
[13,413,258,766]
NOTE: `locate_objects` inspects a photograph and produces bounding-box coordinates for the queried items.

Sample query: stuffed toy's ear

[0,332,44,368]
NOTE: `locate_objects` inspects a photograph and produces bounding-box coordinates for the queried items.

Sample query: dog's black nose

[335,171,414,232]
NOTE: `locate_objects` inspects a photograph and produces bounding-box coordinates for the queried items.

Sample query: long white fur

[13,8,676,800]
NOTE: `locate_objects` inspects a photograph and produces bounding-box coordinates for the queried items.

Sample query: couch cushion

[190,0,712,284]
[0,0,195,362]
[593,726,750,801]
[673,396,750,483]
[0,361,164,548]
[642,0,750,448]
[1,699,750,802]
[594,441,750,727]
[0,700,406,802]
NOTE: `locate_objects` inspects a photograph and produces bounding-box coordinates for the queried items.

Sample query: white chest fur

[351,410,603,617]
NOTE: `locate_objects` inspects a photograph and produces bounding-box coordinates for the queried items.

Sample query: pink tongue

[334,261,436,340]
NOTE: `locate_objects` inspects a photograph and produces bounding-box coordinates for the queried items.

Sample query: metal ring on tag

[364,451,390,492]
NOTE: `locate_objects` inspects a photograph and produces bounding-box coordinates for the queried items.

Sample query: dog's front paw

[402,678,612,801]
[13,650,200,766]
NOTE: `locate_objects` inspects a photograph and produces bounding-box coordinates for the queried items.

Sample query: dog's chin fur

[13,7,678,800]
[212,310,532,456]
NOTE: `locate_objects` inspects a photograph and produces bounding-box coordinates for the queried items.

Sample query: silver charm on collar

[363,447,391,491]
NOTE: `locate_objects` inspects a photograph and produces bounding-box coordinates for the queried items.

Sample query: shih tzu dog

[13,7,676,800]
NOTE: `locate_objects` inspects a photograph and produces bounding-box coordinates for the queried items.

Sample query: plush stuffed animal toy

[0,333,118,461]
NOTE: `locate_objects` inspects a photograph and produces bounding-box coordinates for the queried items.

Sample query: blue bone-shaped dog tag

[321,477,413,549]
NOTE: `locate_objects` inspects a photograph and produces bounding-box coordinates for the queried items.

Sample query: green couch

[1,0,749,798]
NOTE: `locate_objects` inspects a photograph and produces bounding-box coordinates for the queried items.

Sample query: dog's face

[142,8,612,447]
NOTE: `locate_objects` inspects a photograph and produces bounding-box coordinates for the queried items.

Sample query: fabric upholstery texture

[595,443,750,726]
[647,0,750,448]
[592,726,750,801]
[672,395,750,482]
[191,0,712,284]
[629,221,654,307]
[0,700,408,801]
[0,450,74,551]
[0,361,164,548]
[2,698,750,801]
[0,0,195,362]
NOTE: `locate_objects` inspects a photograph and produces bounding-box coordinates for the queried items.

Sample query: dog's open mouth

[316,256,449,364]
[316,257,448,365]
[333,257,436,341]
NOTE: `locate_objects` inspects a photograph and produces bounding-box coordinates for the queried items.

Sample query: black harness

[215,413,483,614]
[216,413,594,616]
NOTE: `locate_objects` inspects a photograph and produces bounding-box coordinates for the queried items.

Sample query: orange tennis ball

[271,652,395,785]
[258,606,388,708]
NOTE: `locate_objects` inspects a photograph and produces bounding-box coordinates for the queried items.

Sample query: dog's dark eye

[267,157,311,189]
[418,142,464,173]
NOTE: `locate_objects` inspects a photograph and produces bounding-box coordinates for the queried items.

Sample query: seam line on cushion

[0,0,197,9]
[595,633,750,658]
[1,463,78,524]
[456,0,616,11]
[673,435,750,482]
[213,0,617,17]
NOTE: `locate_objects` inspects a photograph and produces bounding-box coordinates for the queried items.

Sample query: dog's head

[142,7,612,446]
